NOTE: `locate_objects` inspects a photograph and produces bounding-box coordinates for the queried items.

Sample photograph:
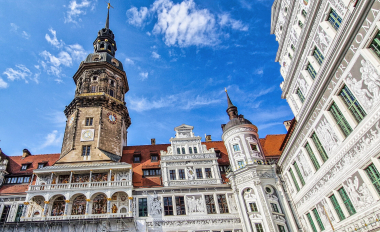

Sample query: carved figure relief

[315,27,331,53]
[186,167,196,180]
[186,196,205,213]
[315,118,339,154]
[345,72,373,110]
[297,76,309,96]
[148,194,162,216]
[92,194,107,214]
[228,195,238,213]
[343,175,374,211]
[295,151,312,179]
[116,171,130,181]
[71,195,86,215]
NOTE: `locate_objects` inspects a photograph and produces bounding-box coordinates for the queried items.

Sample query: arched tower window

[189,147,193,154]
[194,147,198,153]
[177,148,180,154]
[182,147,185,154]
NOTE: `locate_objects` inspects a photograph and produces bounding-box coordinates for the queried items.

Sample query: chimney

[22,149,31,158]
[151,138,156,145]
[283,120,292,131]
[205,135,212,142]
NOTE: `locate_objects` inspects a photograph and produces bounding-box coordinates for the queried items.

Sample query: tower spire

[225,88,235,108]
[224,88,238,120]
[105,2,113,29]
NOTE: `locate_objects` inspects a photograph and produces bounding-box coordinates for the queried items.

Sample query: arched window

[194,147,198,153]
[92,194,107,214]
[120,207,127,213]
[182,147,185,154]
[189,147,193,154]
[177,148,180,154]
[100,43,104,49]
[51,196,65,216]
[71,195,86,215]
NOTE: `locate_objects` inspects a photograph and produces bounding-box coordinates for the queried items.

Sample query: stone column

[128,197,133,215]
[43,201,50,216]
[64,200,70,216]
[85,199,90,215]
[89,170,92,188]
[21,202,29,218]
[107,198,111,214]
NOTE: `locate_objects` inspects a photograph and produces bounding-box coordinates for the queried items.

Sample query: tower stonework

[58,10,131,165]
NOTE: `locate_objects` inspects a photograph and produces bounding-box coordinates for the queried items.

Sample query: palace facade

[271,0,380,230]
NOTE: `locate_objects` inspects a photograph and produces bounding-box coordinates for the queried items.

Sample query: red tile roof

[0,184,28,195]
[261,134,287,158]
[6,153,60,176]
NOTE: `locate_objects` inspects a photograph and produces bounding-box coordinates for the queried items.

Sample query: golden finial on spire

[224,87,227,93]
[107,1,114,9]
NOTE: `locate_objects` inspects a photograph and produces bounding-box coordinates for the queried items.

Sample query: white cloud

[139,72,149,80]
[45,28,64,48]
[40,130,63,149]
[0,78,8,88]
[125,58,135,65]
[65,0,93,24]
[22,31,30,39]
[254,67,264,75]
[66,44,87,61]
[126,6,149,27]
[151,51,160,59]
[10,23,19,31]
[40,50,73,76]
[3,65,32,82]
[127,0,249,47]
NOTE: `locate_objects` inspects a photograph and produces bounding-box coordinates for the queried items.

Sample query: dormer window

[100,43,105,49]
[21,164,29,170]
[133,154,141,163]
[151,154,158,162]
[37,163,46,169]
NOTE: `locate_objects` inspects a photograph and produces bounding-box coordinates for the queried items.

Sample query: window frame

[338,187,356,216]
[169,170,176,180]
[311,133,329,162]
[249,202,258,212]
[289,168,300,192]
[85,117,93,126]
[369,30,380,58]
[329,194,346,221]
[138,198,148,217]
[133,155,141,163]
[205,168,212,178]
[82,145,91,156]
[307,63,317,79]
[365,163,380,196]
[217,194,229,213]
[178,169,186,180]
[196,168,203,179]
[328,8,342,31]
[205,195,216,214]
[329,101,353,137]
[312,208,325,231]
[339,85,366,123]
[175,196,186,215]
[305,143,320,170]
[233,144,240,152]
[150,154,159,162]
[20,164,29,171]
[163,197,174,216]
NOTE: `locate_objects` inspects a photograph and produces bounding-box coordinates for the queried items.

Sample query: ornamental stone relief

[236,173,255,185]
[186,167,196,180]
[314,26,332,54]
[295,151,312,180]
[343,174,374,211]
[161,153,216,161]
[148,194,162,216]
[227,194,238,213]
[297,76,309,96]
[296,116,380,208]
[224,127,255,138]
[315,117,340,154]
[169,179,218,186]
[146,218,241,227]
[328,0,347,16]
[186,195,205,214]
[316,199,336,227]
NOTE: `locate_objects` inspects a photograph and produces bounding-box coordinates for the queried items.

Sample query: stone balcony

[21,212,133,222]
[28,179,132,191]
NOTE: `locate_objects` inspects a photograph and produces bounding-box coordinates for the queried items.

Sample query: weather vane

[107,0,114,9]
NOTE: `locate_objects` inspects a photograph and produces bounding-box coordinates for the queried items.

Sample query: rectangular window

[85,117,93,126]
[205,168,212,178]
[365,163,380,195]
[328,9,342,30]
[238,161,245,168]
[250,144,258,151]
[0,205,10,223]
[297,88,305,103]
[194,147,198,153]
[233,144,240,151]
[288,53,293,59]
[138,198,148,217]
[170,170,176,180]
[291,44,295,51]
[15,205,24,222]
[151,155,158,162]
[278,225,286,232]
[293,162,305,186]
[11,177,17,184]
[179,169,186,180]
[23,176,30,183]
[329,102,353,137]
[37,163,45,169]
[313,47,324,65]
[298,20,303,28]
[21,164,28,170]
[82,145,91,156]
[289,168,300,191]
[255,223,264,232]
[307,63,317,79]
[175,196,186,215]
[217,194,229,213]
[369,31,380,58]
[311,133,329,162]
[312,208,325,231]
[271,203,279,213]
[109,89,114,97]
[302,9,307,17]
[305,143,320,170]
[189,147,193,154]
[249,202,258,212]
[339,85,366,123]
[163,197,173,215]
[307,213,318,232]
[143,169,161,176]
[205,195,216,214]
[338,187,356,215]
[133,155,141,163]
[196,168,203,179]
[329,194,346,221]
[91,85,97,93]
[17,177,23,183]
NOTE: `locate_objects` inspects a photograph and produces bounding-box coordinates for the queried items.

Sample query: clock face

[68,115,75,127]
[107,112,117,124]
[80,129,95,141]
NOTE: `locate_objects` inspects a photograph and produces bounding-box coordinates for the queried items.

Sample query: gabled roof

[6,153,60,175]
[261,134,287,157]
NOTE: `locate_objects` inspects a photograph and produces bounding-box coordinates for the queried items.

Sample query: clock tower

[57,7,131,164]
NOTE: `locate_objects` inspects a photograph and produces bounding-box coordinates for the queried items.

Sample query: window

[255,223,264,232]
[293,162,305,186]
[329,102,353,137]
[205,168,212,178]
[298,20,303,28]
[21,164,28,170]
[175,196,186,215]
[110,80,115,86]
[151,154,158,162]
[38,163,45,169]
[288,53,292,59]
[328,9,342,30]
[133,155,141,163]
[289,168,300,191]
[249,202,258,212]
[313,47,324,65]
[205,195,216,214]
[109,89,114,97]
[0,205,10,223]
[338,187,356,215]
[182,147,185,154]
[189,147,193,154]
[307,213,318,232]
[311,133,329,162]
[143,169,161,176]
[271,203,279,213]
[233,144,240,151]
[82,145,91,156]
[196,168,203,179]
[339,85,366,123]
[238,161,245,168]
[304,143,320,170]
[138,198,148,217]
[369,31,380,58]
[217,194,229,213]
[365,163,380,195]
[23,176,30,183]
[163,197,173,215]
[177,148,180,154]
[307,63,317,79]
[170,170,176,180]
[219,165,229,173]
[297,88,305,103]
[291,44,295,51]
[250,144,258,151]
[278,225,286,232]
[179,169,186,180]
[91,86,97,93]
[11,177,17,184]
[302,9,307,17]
[15,205,24,222]
[85,117,93,126]
[93,76,97,81]
[17,177,23,183]
[329,194,346,221]
[312,208,325,231]
[194,147,198,153]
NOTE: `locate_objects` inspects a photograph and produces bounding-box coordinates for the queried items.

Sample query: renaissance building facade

[271,0,380,230]
[0,7,298,232]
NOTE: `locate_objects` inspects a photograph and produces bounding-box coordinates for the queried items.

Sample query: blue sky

[0,0,292,156]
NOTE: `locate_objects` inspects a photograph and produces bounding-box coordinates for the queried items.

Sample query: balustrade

[28,180,132,191]
[21,212,132,222]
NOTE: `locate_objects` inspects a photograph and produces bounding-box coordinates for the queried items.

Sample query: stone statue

[112,204,118,213]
